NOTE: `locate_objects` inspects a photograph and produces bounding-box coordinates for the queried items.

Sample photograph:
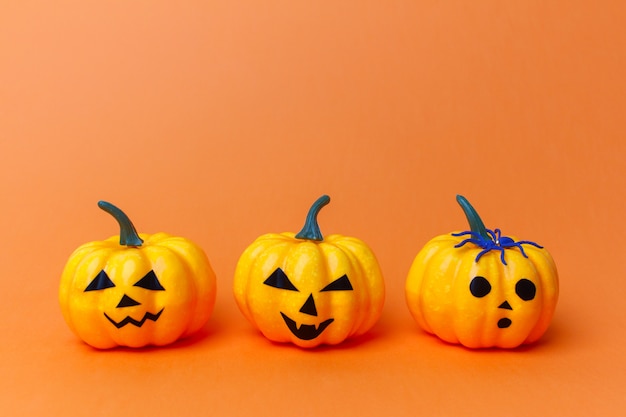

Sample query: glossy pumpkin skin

[59,202,216,349]
[233,196,385,348]
[405,196,559,349]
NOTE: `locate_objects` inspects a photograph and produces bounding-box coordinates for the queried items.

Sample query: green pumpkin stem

[456,195,491,241]
[97,201,144,247]
[295,195,331,241]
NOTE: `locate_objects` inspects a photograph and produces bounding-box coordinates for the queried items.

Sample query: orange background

[1,1,625,416]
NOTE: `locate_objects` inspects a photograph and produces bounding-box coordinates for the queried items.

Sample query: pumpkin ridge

[317,241,360,341]
[153,238,216,335]
[522,247,559,344]
[326,237,385,336]
[247,238,293,332]
[70,246,120,348]
[428,246,464,344]
[143,244,195,343]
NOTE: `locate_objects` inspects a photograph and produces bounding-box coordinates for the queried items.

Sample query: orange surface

[1,1,625,416]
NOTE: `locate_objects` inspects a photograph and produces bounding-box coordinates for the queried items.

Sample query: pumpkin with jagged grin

[59,201,216,349]
[233,195,385,348]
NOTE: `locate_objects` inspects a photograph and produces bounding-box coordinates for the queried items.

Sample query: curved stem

[295,195,331,241]
[455,195,491,241]
[97,201,144,247]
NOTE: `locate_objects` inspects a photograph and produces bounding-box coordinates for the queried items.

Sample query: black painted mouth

[280,312,334,340]
[498,318,512,329]
[104,308,164,328]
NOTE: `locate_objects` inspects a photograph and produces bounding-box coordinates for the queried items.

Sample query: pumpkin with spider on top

[405,195,559,349]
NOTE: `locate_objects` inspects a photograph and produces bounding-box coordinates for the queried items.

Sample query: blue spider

[452,228,543,265]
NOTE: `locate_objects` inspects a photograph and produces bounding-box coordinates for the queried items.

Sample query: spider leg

[499,247,508,265]
[454,238,482,248]
[474,247,492,263]
[515,243,529,258]
[516,240,544,249]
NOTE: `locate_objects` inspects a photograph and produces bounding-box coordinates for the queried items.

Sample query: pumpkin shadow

[525,315,576,350]
[317,330,384,352]
[419,318,568,353]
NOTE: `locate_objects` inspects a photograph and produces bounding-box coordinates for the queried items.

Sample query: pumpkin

[59,201,217,349]
[405,195,558,349]
[233,195,385,348]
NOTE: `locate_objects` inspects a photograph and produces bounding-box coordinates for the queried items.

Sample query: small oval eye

[469,276,491,298]
[516,278,536,301]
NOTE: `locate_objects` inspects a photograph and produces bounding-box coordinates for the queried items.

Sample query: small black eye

[320,275,353,292]
[516,278,536,301]
[263,268,298,291]
[134,270,165,291]
[469,276,491,298]
[85,270,115,292]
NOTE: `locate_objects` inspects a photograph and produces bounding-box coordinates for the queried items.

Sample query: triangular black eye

[134,270,165,291]
[320,275,353,292]
[263,268,298,291]
[85,270,116,292]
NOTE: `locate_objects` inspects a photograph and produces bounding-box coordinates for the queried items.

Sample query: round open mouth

[104,308,164,328]
[280,312,334,340]
[497,318,512,329]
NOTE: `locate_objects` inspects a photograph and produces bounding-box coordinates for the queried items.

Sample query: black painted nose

[117,294,140,308]
[498,301,513,310]
[299,294,318,316]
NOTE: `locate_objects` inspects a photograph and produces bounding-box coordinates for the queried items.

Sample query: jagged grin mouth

[104,308,164,328]
[280,312,334,340]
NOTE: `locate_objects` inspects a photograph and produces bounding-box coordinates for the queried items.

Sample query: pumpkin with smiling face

[405,195,559,349]
[59,201,216,349]
[233,195,385,348]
